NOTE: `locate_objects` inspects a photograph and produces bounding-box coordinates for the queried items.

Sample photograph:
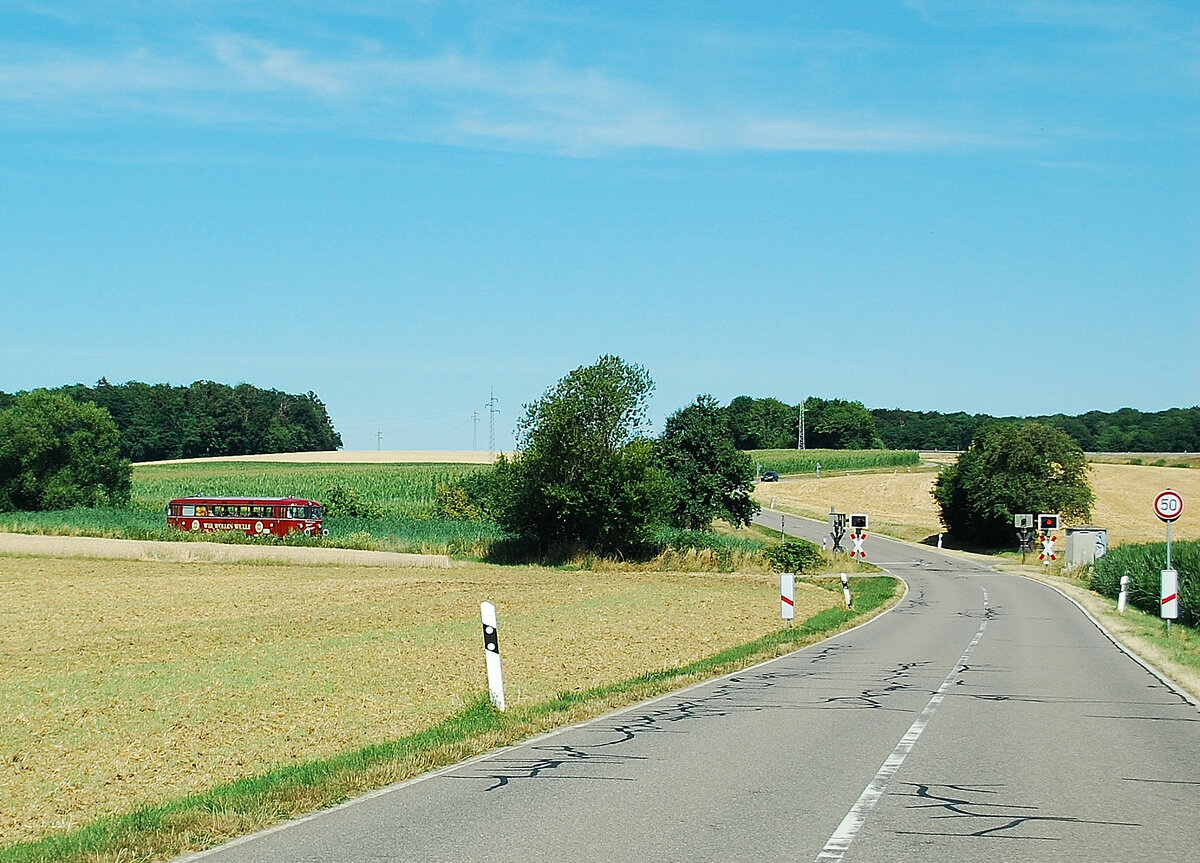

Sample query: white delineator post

[480,601,506,712]
[1117,574,1130,614]
[781,573,796,623]
[841,573,853,609]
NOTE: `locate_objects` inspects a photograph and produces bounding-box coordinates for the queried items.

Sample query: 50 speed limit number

[1154,490,1184,523]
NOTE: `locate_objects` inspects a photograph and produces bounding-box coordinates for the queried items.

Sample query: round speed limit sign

[1154,490,1184,522]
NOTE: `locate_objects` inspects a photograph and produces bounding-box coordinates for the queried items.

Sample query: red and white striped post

[1162,569,1179,635]
[781,573,795,624]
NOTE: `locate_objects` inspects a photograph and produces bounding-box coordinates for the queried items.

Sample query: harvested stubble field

[752,462,1200,546]
[0,555,836,845]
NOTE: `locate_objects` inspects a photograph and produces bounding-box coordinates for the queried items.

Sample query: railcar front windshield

[286,505,323,520]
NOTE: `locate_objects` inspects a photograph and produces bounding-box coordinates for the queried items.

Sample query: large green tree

[484,356,671,556]
[932,421,1093,547]
[725,396,798,450]
[657,395,759,530]
[805,397,884,449]
[0,390,132,511]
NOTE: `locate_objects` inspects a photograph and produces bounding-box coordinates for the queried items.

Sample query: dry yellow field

[753,469,944,542]
[0,555,833,844]
[1087,463,1200,543]
[752,462,1200,545]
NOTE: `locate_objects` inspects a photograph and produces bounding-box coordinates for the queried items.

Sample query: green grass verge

[1092,596,1200,677]
[0,576,900,863]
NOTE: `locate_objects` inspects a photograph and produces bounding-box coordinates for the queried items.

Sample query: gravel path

[0,532,452,568]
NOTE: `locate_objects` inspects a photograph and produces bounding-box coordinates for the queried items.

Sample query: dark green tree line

[0,380,343,461]
[872,406,1200,452]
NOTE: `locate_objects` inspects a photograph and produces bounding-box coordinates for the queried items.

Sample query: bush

[435,481,484,521]
[322,483,383,519]
[763,538,824,573]
[1091,540,1200,628]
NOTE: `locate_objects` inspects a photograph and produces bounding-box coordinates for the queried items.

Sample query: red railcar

[166,497,327,537]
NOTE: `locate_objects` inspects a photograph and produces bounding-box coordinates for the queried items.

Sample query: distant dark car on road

[760,471,780,482]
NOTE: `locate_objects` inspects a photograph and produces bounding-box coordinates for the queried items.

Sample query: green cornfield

[1091,539,1199,628]
[0,462,503,558]
[747,449,920,475]
[131,462,486,518]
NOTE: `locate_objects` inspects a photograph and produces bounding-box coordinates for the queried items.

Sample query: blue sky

[1,1,1196,451]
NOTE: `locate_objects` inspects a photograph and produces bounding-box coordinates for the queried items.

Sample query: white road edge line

[1011,573,1199,711]
[815,586,990,863]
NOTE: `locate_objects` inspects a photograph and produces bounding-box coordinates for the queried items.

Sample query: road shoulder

[993,563,1200,703]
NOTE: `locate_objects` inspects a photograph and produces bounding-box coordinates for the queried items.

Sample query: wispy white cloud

[0,35,1009,155]
[211,35,347,96]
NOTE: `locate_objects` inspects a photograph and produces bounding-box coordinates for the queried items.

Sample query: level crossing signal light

[848,514,868,558]
[1037,513,1060,564]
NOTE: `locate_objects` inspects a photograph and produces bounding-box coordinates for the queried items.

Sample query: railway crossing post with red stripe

[781,573,795,624]
[1161,569,1179,622]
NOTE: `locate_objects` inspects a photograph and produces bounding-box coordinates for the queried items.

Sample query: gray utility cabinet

[1065,526,1108,568]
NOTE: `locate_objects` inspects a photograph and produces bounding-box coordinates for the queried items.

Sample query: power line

[486,388,500,462]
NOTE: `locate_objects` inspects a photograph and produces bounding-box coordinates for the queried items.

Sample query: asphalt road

[182,511,1200,862]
